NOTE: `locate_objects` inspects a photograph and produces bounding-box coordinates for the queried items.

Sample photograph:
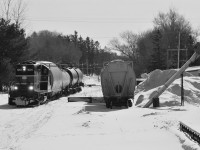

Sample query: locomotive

[8,60,83,106]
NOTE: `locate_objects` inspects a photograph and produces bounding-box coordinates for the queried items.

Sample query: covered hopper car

[8,60,84,106]
[101,60,136,108]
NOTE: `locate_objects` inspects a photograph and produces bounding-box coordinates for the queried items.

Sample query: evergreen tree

[78,36,87,64]
[27,30,82,64]
[70,31,78,46]
[85,37,91,63]
[0,18,27,88]
[89,39,95,64]
[149,29,164,71]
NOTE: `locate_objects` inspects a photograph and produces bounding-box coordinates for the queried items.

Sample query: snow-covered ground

[0,74,200,150]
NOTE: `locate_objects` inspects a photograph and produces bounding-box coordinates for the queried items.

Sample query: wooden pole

[181,73,184,106]
[178,32,181,68]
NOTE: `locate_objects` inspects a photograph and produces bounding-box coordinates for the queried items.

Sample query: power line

[22,18,200,26]
[24,16,200,23]
[25,17,153,23]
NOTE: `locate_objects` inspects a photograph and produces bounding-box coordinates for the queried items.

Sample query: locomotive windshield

[15,76,34,84]
[16,65,34,75]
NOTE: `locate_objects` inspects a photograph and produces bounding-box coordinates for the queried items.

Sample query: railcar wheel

[106,101,110,108]
[47,92,53,101]
[128,99,133,107]
[110,100,113,109]
[8,98,15,105]
[37,101,41,106]
[126,100,129,108]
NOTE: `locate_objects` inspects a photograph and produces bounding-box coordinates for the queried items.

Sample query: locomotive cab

[9,64,37,105]
[9,62,52,106]
[36,65,52,92]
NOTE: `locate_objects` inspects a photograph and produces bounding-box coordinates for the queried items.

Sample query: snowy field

[0,73,200,150]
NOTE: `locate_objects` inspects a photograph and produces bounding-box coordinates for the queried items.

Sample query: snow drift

[135,69,200,107]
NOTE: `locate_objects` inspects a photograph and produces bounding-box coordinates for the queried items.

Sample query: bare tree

[12,0,27,25]
[153,8,193,49]
[109,31,140,63]
[0,0,27,25]
[0,0,13,20]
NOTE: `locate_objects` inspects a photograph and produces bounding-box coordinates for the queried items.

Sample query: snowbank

[136,69,192,93]
[135,69,200,107]
[83,75,101,86]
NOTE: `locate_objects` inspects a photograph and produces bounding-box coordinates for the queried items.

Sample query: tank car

[100,60,136,108]
[8,60,71,106]
[63,67,84,93]
[74,68,84,87]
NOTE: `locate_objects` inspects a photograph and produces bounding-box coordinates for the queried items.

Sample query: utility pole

[177,32,181,68]
[181,73,184,106]
[177,32,185,106]
[86,59,89,75]
[167,32,187,69]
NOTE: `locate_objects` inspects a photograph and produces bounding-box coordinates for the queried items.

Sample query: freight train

[8,60,84,106]
[101,60,136,108]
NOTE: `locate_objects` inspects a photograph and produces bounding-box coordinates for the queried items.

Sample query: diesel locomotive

[8,60,83,106]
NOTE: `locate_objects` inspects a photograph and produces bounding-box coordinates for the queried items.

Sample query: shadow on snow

[84,103,129,112]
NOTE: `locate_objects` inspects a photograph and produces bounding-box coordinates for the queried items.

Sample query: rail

[180,121,200,144]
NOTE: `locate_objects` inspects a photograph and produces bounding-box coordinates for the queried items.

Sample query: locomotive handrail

[13,75,49,84]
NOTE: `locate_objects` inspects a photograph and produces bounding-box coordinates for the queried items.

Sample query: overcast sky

[25,0,200,47]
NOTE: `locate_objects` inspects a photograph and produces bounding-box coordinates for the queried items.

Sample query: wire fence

[72,63,103,76]
[79,63,103,75]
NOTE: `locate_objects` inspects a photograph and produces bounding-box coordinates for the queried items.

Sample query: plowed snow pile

[135,69,200,107]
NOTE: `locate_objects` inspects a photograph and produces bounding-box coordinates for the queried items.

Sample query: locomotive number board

[16,65,34,75]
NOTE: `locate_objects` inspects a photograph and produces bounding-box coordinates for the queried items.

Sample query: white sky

[25,0,200,48]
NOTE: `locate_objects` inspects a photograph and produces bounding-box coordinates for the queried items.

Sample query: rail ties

[180,121,200,144]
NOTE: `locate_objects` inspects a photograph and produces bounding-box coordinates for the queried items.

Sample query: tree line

[0,21,119,89]
[27,30,119,71]
[109,8,200,77]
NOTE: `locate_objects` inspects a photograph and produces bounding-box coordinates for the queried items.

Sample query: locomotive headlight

[28,86,34,91]
[22,66,26,71]
[14,86,18,90]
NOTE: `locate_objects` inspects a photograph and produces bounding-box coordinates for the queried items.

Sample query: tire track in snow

[0,104,54,150]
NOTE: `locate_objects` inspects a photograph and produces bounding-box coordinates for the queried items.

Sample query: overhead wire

[25,17,153,23]
[24,16,200,23]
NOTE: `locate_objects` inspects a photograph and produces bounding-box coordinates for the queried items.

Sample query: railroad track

[180,121,200,144]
